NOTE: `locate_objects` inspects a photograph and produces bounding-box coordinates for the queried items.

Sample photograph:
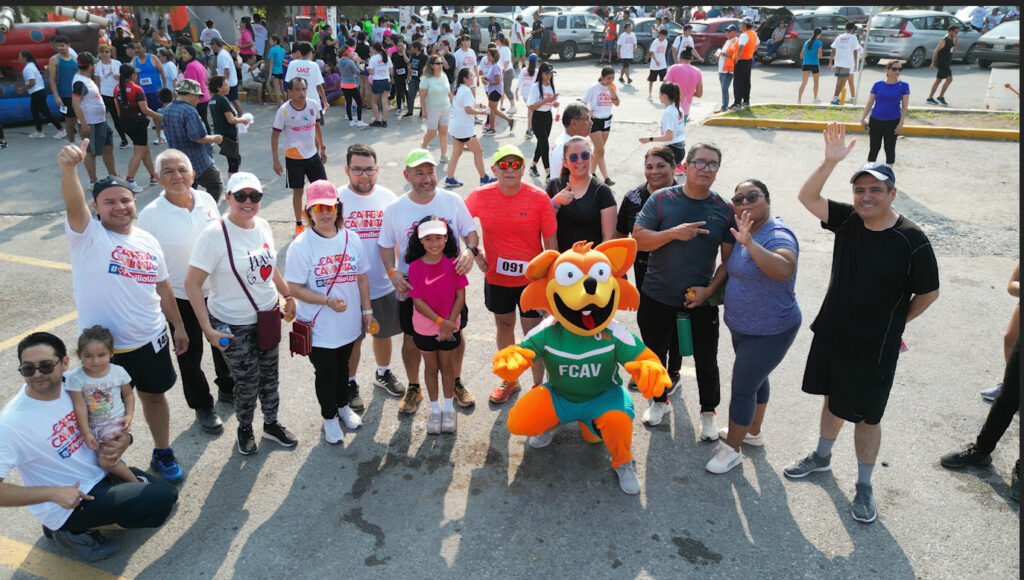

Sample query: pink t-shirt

[184,60,211,102]
[240,29,256,56]
[407,256,468,336]
[664,63,702,115]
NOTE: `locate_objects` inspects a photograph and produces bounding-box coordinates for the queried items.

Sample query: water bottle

[215,323,231,348]
[676,312,694,357]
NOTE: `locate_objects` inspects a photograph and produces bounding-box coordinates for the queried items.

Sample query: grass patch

[718,104,1019,130]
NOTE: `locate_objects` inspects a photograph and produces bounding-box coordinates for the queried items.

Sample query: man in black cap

[784,123,940,524]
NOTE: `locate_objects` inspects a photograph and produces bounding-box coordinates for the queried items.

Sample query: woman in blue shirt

[797,27,823,104]
[860,60,910,166]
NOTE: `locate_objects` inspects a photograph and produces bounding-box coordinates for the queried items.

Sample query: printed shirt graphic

[340,185,398,299]
[617,32,637,59]
[273,100,321,160]
[582,83,616,118]
[521,318,647,403]
[67,219,168,350]
[63,364,131,430]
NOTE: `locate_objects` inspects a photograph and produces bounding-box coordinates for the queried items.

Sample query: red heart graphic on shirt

[260,265,272,280]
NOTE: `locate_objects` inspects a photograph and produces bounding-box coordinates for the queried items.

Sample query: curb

[701,115,1020,141]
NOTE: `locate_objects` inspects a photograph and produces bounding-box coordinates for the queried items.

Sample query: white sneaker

[29,132,46,139]
[427,409,442,435]
[54,130,67,139]
[615,460,641,495]
[705,442,742,474]
[323,417,343,444]
[349,119,357,127]
[125,180,144,194]
[718,427,764,447]
[528,424,560,448]
[338,405,362,430]
[813,98,822,104]
[642,401,670,426]
[355,120,369,127]
[441,409,456,433]
[700,411,719,441]
[439,155,449,163]
[508,105,517,116]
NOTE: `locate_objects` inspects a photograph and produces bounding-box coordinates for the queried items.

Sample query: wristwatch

[466,246,479,257]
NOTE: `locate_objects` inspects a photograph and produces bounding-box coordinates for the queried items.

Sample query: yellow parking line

[0,312,78,352]
[0,535,128,580]
[0,252,71,271]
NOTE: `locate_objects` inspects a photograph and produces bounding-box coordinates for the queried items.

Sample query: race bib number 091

[497,257,528,276]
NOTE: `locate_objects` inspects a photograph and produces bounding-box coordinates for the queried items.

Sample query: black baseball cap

[91,175,135,199]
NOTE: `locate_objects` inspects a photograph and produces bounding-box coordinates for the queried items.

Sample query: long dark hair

[660,81,682,120]
[241,16,255,37]
[806,27,822,50]
[181,44,198,62]
[372,41,389,63]
[118,63,136,108]
[405,216,458,264]
[456,65,474,86]
[527,58,537,77]
[19,50,36,64]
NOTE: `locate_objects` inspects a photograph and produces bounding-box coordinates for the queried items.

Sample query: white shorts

[425,108,450,130]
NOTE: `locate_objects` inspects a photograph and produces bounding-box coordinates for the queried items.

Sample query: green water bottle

[676,312,694,357]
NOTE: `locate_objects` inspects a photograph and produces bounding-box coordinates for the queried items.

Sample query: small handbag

[221,220,282,352]
[288,231,349,357]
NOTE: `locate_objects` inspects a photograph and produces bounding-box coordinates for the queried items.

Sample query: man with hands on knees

[0,333,178,561]
[58,139,191,484]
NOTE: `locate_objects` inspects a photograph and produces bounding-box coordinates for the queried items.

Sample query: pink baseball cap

[305,180,339,209]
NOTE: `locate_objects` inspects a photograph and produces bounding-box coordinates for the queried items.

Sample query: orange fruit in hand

[367,321,380,335]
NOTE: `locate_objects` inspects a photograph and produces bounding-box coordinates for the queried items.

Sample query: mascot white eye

[554,263,585,287]
[587,262,611,282]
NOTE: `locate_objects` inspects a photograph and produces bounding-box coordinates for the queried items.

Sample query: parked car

[689,17,746,64]
[863,10,981,67]
[755,7,852,65]
[955,6,1014,27]
[538,10,605,61]
[974,19,1020,67]
[608,17,685,63]
[814,6,871,24]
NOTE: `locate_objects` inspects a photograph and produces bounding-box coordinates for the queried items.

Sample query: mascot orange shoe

[493,239,670,495]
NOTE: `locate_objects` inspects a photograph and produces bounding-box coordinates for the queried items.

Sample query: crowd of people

[0,6,1015,565]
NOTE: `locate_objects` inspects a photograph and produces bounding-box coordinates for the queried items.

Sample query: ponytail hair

[660,81,682,120]
[807,27,822,50]
[527,58,536,77]
[372,41,389,63]
[118,63,136,108]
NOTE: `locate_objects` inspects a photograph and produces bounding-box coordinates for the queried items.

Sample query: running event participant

[581,67,620,186]
[647,28,669,99]
[271,77,327,237]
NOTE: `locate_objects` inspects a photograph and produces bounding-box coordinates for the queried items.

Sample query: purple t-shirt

[723,217,801,335]
[407,256,468,336]
[485,63,503,93]
[870,80,910,122]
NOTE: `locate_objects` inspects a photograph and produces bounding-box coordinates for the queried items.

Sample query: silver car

[863,10,981,68]
[975,20,1020,68]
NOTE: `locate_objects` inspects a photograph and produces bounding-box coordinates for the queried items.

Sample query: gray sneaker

[615,460,641,495]
[195,407,224,434]
[851,483,877,523]
[50,529,120,560]
[374,369,406,397]
[783,451,832,479]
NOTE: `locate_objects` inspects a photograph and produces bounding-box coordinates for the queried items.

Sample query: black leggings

[31,91,64,133]
[394,78,409,112]
[196,100,210,134]
[309,342,357,419]
[101,95,127,141]
[868,116,899,165]
[976,337,1020,455]
[532,110,552,169]
[343,87,363,121]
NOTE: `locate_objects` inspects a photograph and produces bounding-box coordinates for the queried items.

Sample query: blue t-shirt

[268,45,286,75]
[802,39,822,66]
[723,217,801,335]
[870,80,910,121]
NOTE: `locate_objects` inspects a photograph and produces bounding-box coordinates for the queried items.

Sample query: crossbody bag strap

[310,230,350,326]
[220,218,260,313]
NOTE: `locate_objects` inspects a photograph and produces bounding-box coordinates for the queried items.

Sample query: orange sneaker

[489,380,520,404]
[398,384,422,414]
[294,224,305,237]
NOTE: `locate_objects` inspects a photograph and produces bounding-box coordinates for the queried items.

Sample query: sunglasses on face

[18,360,59,377]
[732,191,763,205]
[310,204,336,213]
[496,160,523,170]
[567,151,592,163]
[231,191,263,203]
[888,66,902,71]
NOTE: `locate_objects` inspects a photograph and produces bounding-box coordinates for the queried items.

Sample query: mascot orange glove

[624,359,670,399]
[493,345,536,384]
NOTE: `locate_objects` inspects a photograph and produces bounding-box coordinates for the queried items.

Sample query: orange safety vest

[739,29,757,60]
[723,37,739,72]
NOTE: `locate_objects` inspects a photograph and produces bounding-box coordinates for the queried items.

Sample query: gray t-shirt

[339,58,361,86]
[723,217,801,335]
[634,185,735,307]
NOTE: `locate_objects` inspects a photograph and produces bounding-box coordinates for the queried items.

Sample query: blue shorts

[532,38,542,48]
[228,84,239,101]
[548,382,635,431]
[371,79,391,94]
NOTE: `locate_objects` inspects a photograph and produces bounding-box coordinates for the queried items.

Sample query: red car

[690,17,744,65]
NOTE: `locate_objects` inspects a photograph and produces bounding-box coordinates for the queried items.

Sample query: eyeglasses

[18,360,59,377]
[888,66,902,71]
[310,204,336,213]
[231,191,264,203]
[496,160,523,170]
[689,159,721,172]
[431,62,443,65]
[349,167,378,176]
[567,151,592,163]
[731,191,763,205]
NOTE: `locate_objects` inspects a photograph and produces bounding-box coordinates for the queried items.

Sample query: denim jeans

[719,72,733,111]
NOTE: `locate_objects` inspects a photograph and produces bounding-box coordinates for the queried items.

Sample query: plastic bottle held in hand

[215,323,232,348]
[676,312,694,357]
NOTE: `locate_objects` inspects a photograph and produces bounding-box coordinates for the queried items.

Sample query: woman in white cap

[185,172,298,456]
[284,180,377,444]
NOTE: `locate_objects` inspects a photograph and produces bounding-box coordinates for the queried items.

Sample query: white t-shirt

[189,217,279,325]
[498,45,513,71]
[215,48,237,87]
[453,20,463,37]
[273,99,321,160]
[22,61,46,95]
[548,131,572,181]
[673,35,695,61]
[64,364,131,431]
[0,388,107,531]
[285,58,325,89]
[378,190,477,275]
[831,33,862,69]
[425,28,439,47]
[284,228,368,348]
[73,73,106,125]
[660,103,686,146]
[67,219,169,350]
[372,25,387,43]
[518,68,537,98]
[137,189,221,300]
[200,27,220,47]
[582,83,616,119]
[649,38,668,70]
[252,23,268,56]
[339,184,398,299]
[96,59,122,97]
[617,32,637,59]
[369,53,392,81]
[511,21,526,44]
[527,81,554,112]
[162,61,179,89]
[449,84,478,139]
[453,48,478,73]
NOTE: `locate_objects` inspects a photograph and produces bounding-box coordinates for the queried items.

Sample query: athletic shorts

[273,73,284,80]
[425,108,450,130]
[513,43,526,57]
[123,117,149,146]
[647,68,667,82]
[60,96,76,117]
[936,65,952,80]
[372,79,391,94]
[590,116,612,133]
[144,91,163,113]
[454,135,472,143]
[112,336,177,395]
[668,142,686,166]
[484,282,541,317]
[400,295,468,336]
[285,154,327,190]
[533,38,542,48]
[487,90,502,102]
[413,329,462,352]
[834,67,850,78]
[802,64,820,74]
[86,122,114,153]
[358,291,402,340]
[620,57,633,67]
[603,39,616,52]
[546,382,635,428]
[801,333,900,425]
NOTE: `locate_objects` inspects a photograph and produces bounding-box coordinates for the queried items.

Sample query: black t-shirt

[209,93,238,140]
[442,53,456,84]
[617,180,677,285]
[407,52,426,79]
[489,22,502,38]
[112,36,132,62]
[355,42,370,62]
[546,176,617,252]
[391,52,409,80]
[811,199,939,347]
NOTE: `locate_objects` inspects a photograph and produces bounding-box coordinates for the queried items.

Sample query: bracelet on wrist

[362,309,373,315]
[387,269,397,277]
[435,316,444,326]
